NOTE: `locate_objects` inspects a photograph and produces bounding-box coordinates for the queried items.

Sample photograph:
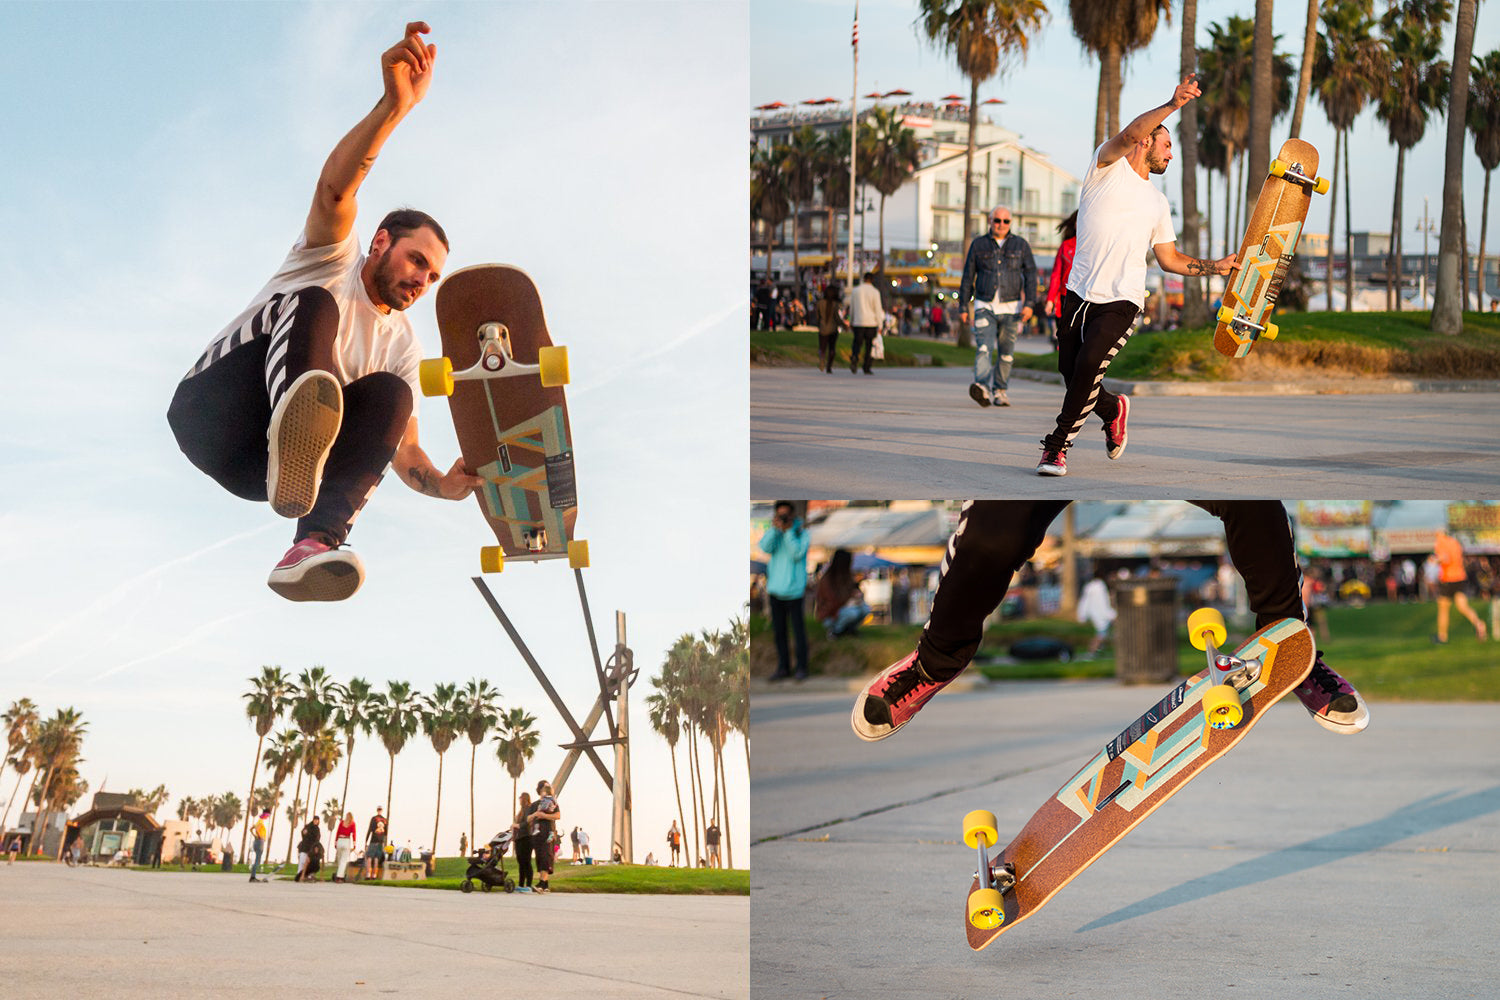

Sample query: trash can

[421,850,434,878]
[1112,578,1179,683]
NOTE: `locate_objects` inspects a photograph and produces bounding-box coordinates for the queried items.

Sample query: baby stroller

[460,830,516,893]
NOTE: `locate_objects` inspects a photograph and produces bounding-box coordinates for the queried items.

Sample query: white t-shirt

[200,230,423,402]
[1067,144,1176,309]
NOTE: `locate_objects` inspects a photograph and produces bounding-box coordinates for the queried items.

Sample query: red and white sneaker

[1293,654,1369,734]
[851,651,959,742]
[267,371,343,519]
[1036,442,1068,476]
[267,537,365,603]
[1104,394,1130,460]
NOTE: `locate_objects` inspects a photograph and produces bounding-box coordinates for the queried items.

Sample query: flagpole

[848,0,858,297]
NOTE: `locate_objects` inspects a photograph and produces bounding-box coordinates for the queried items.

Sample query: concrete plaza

[751,680,1500,998]
[751,364,1500,498]
[0,864,747,998]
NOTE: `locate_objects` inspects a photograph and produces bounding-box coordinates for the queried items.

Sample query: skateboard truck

[1188,608,1262,734]
[963,810,1011,929]
[1271,158,1331,195]
[419,323,570,397]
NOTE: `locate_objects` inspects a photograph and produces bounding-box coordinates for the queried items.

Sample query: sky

[0,2,749,867]
[752,0,1500,256]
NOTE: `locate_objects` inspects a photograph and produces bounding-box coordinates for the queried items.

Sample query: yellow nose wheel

[1188,607,1262,738]
[963,809,1014,929]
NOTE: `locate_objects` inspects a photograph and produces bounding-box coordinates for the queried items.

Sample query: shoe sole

[1106,396,1129,460]
[268,551,365,602]
[849,691,900,742]
[1036,464,1067,476]
[268,372,343,519]
[969,384,991,407]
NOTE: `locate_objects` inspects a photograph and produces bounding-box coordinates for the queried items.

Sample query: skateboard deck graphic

[428,264,585,572]
[963,613,1315,949]
[1213,138,1328,358]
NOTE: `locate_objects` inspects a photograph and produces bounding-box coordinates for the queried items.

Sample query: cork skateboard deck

[426,264,586,573]
[1213,138,1328,358]
[962,611,1315,948]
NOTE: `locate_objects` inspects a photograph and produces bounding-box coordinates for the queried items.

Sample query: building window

[1061,191,1077,214]
[934,214,948,241]
[935,181,950,207]
[997,187,1013,208]
[1024,189,1040,214]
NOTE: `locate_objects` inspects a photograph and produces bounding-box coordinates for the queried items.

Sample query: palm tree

[287,667,339,835]
[815,127,853,259]
[125,785,170,816]
[371,681,421,822]
[420,683,462,860]
[751,145,791,284]
[1431,0,1479,333]
[259,728,299,861]
[1069,0,1171,148]
[859,107,923,270]
[304,725,342,838]
[1290,0,1319,137]
[1468,50,1500,312]
[457,678,501,853]
[493,708,540,818]
[1200,18,1255,248]
[1245,0,1277,202]
[29,708,86,857]
[239,666,291,862]
[2,752,34,842]
[331,677,375,830]
[646,686,690,870]
[1314,0,1383,311]
[210,793,243,852]
[1,698,38,836]
[780,125,823,292]
[918,0,1050,268]
[659,633,705,865]
[1375,0,1451,310]
[1178,0,1210,327]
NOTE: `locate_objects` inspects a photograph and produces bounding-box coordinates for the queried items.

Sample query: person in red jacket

[1045,210,1078,337]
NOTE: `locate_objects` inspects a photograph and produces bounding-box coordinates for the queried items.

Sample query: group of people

[510,780,562,893]
[246,805,399,884]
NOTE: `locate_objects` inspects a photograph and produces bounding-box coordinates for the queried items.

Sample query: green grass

[112,856,748,894]
[754,600,1500,701]
[752,311,1500,380]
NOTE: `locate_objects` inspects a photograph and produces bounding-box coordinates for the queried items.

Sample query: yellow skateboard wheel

[420,357,455,397]
[1187,607,1227,651]
[1264,321,1279,341]
[567,539,589,569]
[962,809,999,850]
[1202,684,1243,730]
[538,345,569,387]
[1314,176,1330,195]
[969,887,1005,930]
[1270,159,1287,178]
[480,546,505,574]
[1216,304,1235,325]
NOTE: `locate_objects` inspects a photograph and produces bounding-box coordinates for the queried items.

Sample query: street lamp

[1415,196,1436,307]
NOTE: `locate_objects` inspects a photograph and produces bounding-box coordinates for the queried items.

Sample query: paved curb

[1006,367,1500,396]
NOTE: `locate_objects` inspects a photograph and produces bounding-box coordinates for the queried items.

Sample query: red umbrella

[883,88,912,98]
[864,91,885,99]
[802,97,840,106]
[940,93,965,102]
[982,98,1006,105]
[755,100,788,110]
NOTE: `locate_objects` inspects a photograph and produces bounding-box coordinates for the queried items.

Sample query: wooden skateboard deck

[963,614,1315,949]
[1214,138,1326,358]
[430,264,582,570]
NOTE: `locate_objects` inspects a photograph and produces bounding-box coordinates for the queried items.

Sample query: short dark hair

[376,208,449,251]
[1150,124,1169,139]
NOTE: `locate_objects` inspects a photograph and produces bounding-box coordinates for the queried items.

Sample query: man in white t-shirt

[167,22,482,601]
[1036,74,1237,477]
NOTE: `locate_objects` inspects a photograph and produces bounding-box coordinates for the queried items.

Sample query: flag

[852,6,858,49]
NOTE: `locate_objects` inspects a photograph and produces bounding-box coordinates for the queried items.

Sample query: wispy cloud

[91,609,258,683]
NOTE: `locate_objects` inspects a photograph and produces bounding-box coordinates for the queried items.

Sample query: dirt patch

[1229,341,1500,379]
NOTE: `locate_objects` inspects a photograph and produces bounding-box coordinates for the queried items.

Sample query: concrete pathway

[0,865,747,999]
[751,682,1500,999]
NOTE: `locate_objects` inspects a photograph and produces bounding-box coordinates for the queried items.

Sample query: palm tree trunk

[431,751,445,863]
[878,192,887,271]
[338,736,356,838]
[669,742,689,869]
[469,743,477,854]
[1178,0,1208,328]
[1246,0,1275,204]
[1480,170,1491,312]
[1289,0,1318,138]
[1327,130,1339,311]
[385,753,396,823]
[1094,64,1108,149]
[1,769,26,836]
[1432,0,1476,333]
[716,727,734,869]
[1235,153,1247,245]
[18,767,40,853]
[957,74,981,351]
[1344,137,1355,311]
[1105,41,1123,140]
[32,759,58,857]
[240,734,264,863]
[686,723,705,867]
[1391,147,1406,311]
[1205,168,1215,306]
[1224,143,1236,270]
[285,768,304,864]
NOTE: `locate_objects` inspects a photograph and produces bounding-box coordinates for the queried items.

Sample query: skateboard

[1213,138,1329,358]
[425,264,587,573]
[962,610,1315,949]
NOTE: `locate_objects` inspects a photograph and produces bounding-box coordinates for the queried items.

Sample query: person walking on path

[512,792,535,892]
[364,807,388,880]
[333,812,358,882]
[248,810,270,882]
[1037,74,1236,477]
[848,272,885,374]
[705,822,722,869]
[852,501,1369,743]
[760,502,810,680]
[1045,211,1079,351]
[667,820,683,867]
[166,22,483,602]
[960,206,1036,408]
[1076,567,1116,658]
[1433,530,1489,643]
[530,781,561,893]
[815,282,850,374]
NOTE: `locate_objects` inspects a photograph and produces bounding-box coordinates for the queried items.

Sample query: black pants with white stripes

[166,286,411,546]
[1044,291,1139,451]
[915,501,1307,680]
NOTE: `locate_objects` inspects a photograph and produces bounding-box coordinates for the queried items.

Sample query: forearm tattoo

[408,466,442,497]
[1186,259,1221,276]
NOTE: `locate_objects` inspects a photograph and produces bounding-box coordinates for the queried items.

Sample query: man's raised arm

[1096,73,1201,169]
[304,22,436,249]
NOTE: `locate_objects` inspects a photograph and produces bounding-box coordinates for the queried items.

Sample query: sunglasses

[991,218,1011,224]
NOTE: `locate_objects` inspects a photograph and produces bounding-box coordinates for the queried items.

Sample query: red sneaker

[1104,394,1130,460]
[1292,655,1369,734]
[267,537,365,603]
[1036,442,1068,476]
[851,651,958,742]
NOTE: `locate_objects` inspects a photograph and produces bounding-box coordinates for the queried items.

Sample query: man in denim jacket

[959,208,1037,407]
